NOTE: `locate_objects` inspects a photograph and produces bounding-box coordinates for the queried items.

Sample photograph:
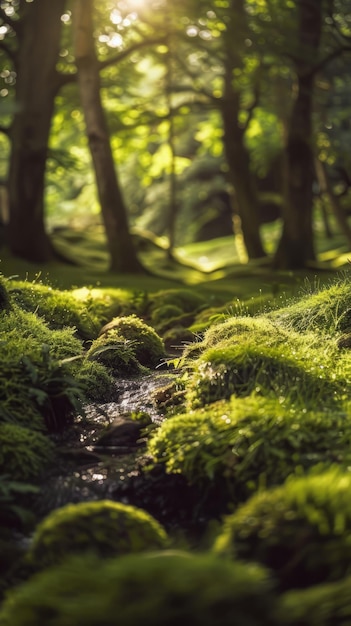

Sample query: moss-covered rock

[186,339,341,409]
[147,396,351,509]
[98,315,165,367]
[0,552,275,626]
[87,329,142,376]
[27,500,169,569]
[148,288,206,315]
[8,280,102,340]
[268,278,351,335]
[275,575,351,626]
[0,423,54,482]
[151,304,183,326]
[214,468,351,589]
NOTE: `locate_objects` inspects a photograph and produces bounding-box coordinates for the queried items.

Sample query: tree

[273,0,322,269]
[5,0,67,262]
[73,0,144,273]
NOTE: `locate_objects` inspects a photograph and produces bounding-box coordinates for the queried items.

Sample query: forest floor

[2,221,351,623]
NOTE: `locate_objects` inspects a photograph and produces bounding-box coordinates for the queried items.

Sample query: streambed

[38,372,179,516]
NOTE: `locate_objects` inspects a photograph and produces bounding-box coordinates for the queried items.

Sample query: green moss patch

[98,315,165,367]
[0,552,274,626]
[148,396,351,508]
[214,468,351,590]
[28,500,169,569]
[0,423,54,482]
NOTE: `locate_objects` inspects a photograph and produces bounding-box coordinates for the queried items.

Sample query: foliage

[147,396,351,507]
[213,468,351,590]
[0,423,54,482]
[98,315,165,367]
[86,329,142,376]
[0,475,39,529]
[0,552,275,626]
[27,500,169,570]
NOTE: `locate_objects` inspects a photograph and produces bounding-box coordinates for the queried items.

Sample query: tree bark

[221,65,265,259]
[315,158,351,246]
[273,0,322,269]
[220,0,265,260]
[73,0,144,273]
[8,0,66,262]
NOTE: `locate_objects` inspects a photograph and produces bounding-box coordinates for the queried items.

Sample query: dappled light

[2,1,351,623]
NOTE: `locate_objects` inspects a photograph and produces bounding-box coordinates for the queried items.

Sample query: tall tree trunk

[8,0,66,262]
[73,0,144,273]
[315,158,351,245]
[220,0,265,260]
[273,0,322,269]
[221,65,265,259]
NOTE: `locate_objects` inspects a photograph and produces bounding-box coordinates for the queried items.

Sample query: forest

[1,0,351,624]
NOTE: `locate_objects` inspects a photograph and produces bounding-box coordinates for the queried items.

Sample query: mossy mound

[148,396,351,508]
[87,329,143,376]
[74,359,114,400]
[27,500,169,569]
[268,278,351,335]
[8,280,103,340]
[0,423,54,482]
[186,339,340,409]
[0,552,274,626]
[0,307,96,430]
[214,468,351,589]
[151,304,183,326]
[276,574,351,625]
[0,343,84,432]
[98,315,165,367]
[148,288,206,315]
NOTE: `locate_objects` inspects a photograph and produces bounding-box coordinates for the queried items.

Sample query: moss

[148,289,206,315]
[27,500,169,570]
[151,304,183,326]
[214,468,351,590]
[98,315,165,367]
[0,275,11,312]
[148,396,351,508]
[0,325,84,432]
[87,329,142,376]
[0,423,54,482]
[268,278,351,335]
[186,340,341,409]
[74,359,114,400]
[275,575,351,625]
[8,280,103,340]
[0,552,275,626]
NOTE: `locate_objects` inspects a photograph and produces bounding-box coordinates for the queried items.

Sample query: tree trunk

[220,0,265,260]
[221,65,265,259]
[8,0,66,262]
[273,0,322,269]
[315,158,351,246]
[73,0,144,273]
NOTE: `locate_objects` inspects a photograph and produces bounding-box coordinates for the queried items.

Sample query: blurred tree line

[0,0,351,271]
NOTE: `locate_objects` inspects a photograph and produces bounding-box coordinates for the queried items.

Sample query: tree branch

[98,35,167,71]
[55,35,168,92]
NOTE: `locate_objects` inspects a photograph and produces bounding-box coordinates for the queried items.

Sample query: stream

[38,372,178,516]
